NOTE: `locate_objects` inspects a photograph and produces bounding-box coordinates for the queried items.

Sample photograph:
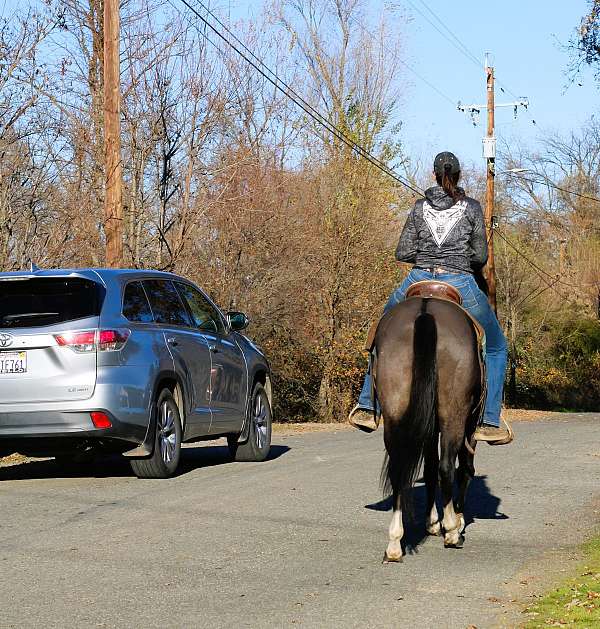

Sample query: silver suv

[0,268,272,478]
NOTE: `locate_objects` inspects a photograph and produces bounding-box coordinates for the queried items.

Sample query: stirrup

[488,418,514,446]
[348,405,379,433]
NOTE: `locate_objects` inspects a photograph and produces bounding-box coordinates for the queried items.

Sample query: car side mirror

[227,311,249,331]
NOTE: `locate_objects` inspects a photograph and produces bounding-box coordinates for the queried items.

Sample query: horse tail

[381,298,438,516]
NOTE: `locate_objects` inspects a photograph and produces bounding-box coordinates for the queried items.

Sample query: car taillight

[90,411,112,429]
[97,329,130,351]
[54,331,97,352]
[54,329,130,353]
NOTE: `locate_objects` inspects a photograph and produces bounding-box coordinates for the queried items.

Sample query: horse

[372,293,483,562]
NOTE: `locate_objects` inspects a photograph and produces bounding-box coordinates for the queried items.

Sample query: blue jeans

[358,268,508,427]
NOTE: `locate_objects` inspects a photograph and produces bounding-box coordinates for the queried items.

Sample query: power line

[171,0,425,197]
[347,13,456,107]
[406,0,481,70]
[494,227,597,292]
[503,172,600,204]
[412,0,482,69]
[414,0,536,126]
[513,278,558,310]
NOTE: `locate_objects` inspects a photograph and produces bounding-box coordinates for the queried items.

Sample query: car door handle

[167,337,179,347]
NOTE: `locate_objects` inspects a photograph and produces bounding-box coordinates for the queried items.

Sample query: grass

[523,534,600,627]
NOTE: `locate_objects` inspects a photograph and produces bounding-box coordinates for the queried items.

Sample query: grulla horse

[373,293,482,561]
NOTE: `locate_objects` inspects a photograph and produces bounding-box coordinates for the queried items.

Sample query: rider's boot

[473,418,513,445]
[348,405,379,433]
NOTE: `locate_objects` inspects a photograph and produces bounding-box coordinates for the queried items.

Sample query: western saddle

[405,280,462,305]
[364,280,485,352]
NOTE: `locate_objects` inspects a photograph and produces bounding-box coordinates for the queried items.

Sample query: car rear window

[123,281,153,323]
[143,279,191,327]
[0,277,105,328]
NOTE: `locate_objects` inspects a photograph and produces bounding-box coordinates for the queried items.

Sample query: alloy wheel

[253,392,268,449]
[158,400,177,465]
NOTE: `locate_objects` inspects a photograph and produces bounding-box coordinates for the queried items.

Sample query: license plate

[0,351,27,374]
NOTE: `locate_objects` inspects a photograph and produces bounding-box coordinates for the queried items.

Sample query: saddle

[364,280,485,355]
[405,280,462,305]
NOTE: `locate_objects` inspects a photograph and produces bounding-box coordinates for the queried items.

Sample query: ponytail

[436,164,464,202]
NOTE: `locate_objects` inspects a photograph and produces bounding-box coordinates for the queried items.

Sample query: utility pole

[103,0,123,267]
[457,54,529,313]
[484,60,497,313]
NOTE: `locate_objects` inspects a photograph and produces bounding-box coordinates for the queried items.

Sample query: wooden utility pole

[458,55,529,313]
[103,0,123,267]
[485,61,497,313]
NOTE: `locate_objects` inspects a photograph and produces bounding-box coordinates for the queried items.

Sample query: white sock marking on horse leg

[442,502,461,546]
[385,508,403,561]
[426,502,441,535]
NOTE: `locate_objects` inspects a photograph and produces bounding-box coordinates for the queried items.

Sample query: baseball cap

[433,151,461,176]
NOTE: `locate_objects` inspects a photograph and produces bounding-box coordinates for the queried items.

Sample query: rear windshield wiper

[1,312,60,324]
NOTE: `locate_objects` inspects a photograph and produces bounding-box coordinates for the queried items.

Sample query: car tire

[228,382,272,462]
[130,388,182,479]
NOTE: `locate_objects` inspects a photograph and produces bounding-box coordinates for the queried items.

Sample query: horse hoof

[444,534,465,549]
[426,521,442,536]
[382,551,403,563]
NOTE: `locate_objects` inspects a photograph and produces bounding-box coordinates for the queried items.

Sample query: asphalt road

[1,415,599,629]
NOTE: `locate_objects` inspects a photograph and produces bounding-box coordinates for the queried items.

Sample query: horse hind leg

[383,456,404,563]
[424,438,441,536]
[454,440,475,529]
[439,434,465,548]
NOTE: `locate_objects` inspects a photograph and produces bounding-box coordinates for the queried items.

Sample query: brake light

[54,329,130,352]
[90,411,112,429]
[97,329,130,351]
[55,331,97,352]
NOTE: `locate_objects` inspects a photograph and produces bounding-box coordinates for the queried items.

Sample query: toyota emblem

[0,333,14,348]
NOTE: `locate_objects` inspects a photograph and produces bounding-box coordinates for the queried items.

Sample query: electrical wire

[171,0,425,197]
[502,172,600,204]
[346,13,457,107]
[411,0,482,69]
[494,228,597,293]
[186,0,425,195]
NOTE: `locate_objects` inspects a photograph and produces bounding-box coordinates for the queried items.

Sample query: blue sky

[225,0,598,173]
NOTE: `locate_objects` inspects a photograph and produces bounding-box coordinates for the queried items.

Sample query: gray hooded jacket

[395,186,488,274]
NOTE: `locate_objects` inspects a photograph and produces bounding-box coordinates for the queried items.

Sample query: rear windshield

[0,277,105,328]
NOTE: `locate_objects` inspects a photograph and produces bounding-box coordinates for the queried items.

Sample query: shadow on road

[0,444,291,482]
[364,474,508,554]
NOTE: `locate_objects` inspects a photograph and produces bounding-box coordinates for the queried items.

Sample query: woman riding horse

[349,151,511,444]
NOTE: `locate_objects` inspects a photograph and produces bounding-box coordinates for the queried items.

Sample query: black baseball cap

[433,151,461,176]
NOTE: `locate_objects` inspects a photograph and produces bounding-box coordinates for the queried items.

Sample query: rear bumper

[0,409,149,457]
[0,364,156,456]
